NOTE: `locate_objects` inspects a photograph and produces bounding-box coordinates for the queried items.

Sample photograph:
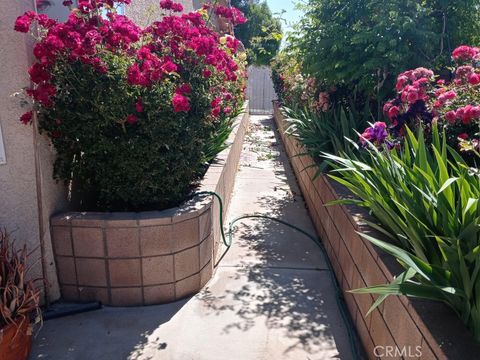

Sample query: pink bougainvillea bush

[15,0,247,211]
[362,46,480,157]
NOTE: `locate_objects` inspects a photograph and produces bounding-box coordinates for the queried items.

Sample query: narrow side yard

[30,115,355,360]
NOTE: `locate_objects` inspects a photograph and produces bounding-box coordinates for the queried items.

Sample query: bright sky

[265,0,303,36]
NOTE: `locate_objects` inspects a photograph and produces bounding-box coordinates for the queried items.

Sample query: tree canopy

[289,0,480,102]
[232,0,282,66]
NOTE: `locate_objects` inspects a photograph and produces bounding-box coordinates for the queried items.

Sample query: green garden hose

[191,191,363,359]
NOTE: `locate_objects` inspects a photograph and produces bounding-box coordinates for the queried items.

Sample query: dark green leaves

[324,125,480,340]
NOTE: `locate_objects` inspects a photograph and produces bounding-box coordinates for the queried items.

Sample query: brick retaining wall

[49,102,250,306]
[273,102,480,360]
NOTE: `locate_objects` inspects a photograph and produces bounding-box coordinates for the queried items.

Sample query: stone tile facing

[142,255,174,285]
[143,284,175,305]
[72,227,104,257]
[172,217,200,252]
[75,258,107,287]
[106,228,140,258]
[140,225,173,256]
[52,102,250,306]
[51,226,73,256]
[109,259,142,287]
[174,246,200,280]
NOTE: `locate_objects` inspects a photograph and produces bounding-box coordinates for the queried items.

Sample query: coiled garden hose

[191,190,363,359]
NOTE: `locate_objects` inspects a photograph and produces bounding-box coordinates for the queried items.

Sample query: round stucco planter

[50,102,249,306]
[50,197,214,306]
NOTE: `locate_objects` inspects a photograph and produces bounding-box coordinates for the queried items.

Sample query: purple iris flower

[360,122,388,146]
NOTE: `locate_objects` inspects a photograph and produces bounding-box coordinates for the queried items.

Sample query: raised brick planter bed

[273,102,480,359]
[50,102,249,306]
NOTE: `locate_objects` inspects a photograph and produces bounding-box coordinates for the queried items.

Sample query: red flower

[211,107,221,117]
[14,11,36,33]
[51,130,61,138]
[17,0,244,132]
[458,133,469,140]
[176,84,191,95]
[387,106,400,120]
[29,83,56,107]
[383,100,394,114]
[452,45,479,62]
[468,73,480,85]
[135,98,143,113]
[160,0,183,12]
[211,97,222,108]
[161,60,178,73]
[171,3,183,12]
[20,111,33,124]
[28,63,51,83]
[438,90,456,102]
[406,91,419,104]
[172,93,190,112]
[126,114,138,124]
[395,75,408,91]
[215,6,247,26]
[127,64,149,86]
[445,111,456,124]
[435,88,446,97]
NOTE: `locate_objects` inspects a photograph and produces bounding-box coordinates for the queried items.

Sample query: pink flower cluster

[433,89,457,108]
[15,2,142,112]
[127,47,178,87]
[395,68,434,104]
[452,65,480,86]
[444,105,480,125]
[76,0,131,14]
[452,45,479,62]
[160,0,183,12]
[15,0,246,122]
[129,6,243,113]
[172,84,191,112]
[215,6,247,26]
[377,45,480,153]
[433,46,480,131]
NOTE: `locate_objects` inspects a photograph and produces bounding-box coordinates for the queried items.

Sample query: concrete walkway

[30,115,354,360]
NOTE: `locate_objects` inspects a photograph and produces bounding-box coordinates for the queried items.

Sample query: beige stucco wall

[0,0,68,302]
[0,0,233,304]
[125,0,230,33]
[125,0,197,27]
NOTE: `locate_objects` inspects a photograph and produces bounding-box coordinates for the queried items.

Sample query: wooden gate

[246,65,276,115]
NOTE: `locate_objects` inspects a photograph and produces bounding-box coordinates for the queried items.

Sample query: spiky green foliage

[282,104,368,170]
[323,126,480,340]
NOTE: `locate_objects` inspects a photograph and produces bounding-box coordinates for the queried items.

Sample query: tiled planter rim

[51,102,250,306]
[273,101,480,359]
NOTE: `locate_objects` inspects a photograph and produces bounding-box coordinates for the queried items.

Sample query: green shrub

[232,0,282,66]
[17,1,246,211]
[282,104,368,169]
[289,0,480,116]
[323,126,480,340]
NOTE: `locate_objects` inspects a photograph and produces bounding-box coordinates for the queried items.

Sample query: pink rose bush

[15,0,247,210]
[361,46,480,155]
[271,53,332,114]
